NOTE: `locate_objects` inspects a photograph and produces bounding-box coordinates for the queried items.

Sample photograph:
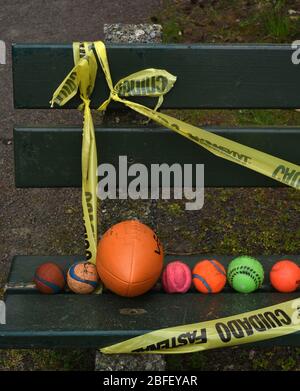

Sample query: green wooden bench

[1,43,299,349]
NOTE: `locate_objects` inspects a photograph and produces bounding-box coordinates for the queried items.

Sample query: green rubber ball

[227,256,264,293]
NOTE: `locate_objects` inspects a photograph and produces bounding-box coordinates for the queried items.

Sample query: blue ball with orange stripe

[192,259,226,293]
[67,262,99,294]
[34,262,66,294]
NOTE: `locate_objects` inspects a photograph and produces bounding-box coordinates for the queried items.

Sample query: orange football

[96,220,164,297]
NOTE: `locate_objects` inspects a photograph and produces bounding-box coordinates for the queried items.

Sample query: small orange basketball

[96,220,164,297]
[193,259,226,293]
[67,262,99,294]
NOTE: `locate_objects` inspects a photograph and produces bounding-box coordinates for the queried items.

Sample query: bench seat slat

[13,44,300,109]
[1,292,299,349]
[1,255,299,348]
[14,126,300,188]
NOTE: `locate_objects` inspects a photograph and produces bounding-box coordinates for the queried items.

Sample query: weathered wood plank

[12,44,300,109]
[1,291,299,348]
[14,126,300,188]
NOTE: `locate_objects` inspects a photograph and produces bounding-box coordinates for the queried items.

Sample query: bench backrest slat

[14,126,300,188]
[13,44,300,109]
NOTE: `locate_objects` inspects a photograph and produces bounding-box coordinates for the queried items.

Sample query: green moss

[98,199,153,234]
[164,203,183,216]
[156,188,300,255]
[237,109,300,127]
[276,356,297,371]
[166,346,300,371]
[252,356,271,370]
[0,350,25,371]
[162,108,300,129]
[0,349,95,371]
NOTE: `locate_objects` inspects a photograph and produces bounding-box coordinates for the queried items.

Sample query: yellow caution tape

[100,298,300,354]
[50,42,98,265]
[93,41,300,190]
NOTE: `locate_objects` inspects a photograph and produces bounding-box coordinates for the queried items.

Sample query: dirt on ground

[154,0,300,43]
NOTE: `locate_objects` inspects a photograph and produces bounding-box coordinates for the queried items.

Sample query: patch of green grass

[260,0,294,41]
[162,20,182,43]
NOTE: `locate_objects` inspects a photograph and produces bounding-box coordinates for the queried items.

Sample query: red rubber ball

[34,262,66,294]
[270,260,300,293]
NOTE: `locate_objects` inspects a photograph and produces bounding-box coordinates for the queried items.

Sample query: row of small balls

[162,257,300,294]
[34,261,99,294]
[34,256,300,295]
